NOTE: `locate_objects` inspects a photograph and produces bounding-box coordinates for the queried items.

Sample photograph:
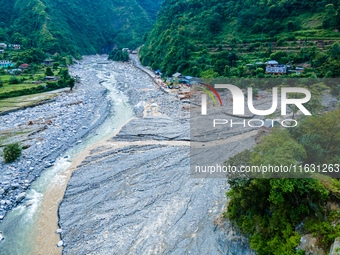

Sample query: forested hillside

[0,0,163,55]
[140,0,340,77]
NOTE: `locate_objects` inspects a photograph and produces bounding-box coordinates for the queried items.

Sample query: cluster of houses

[0,58,60,81]
[171,73,202,85]
[247,60,305,75]
[265,60,304,75]
[0,43,21,50]
[0,58,55,70]
[0,61,31,70]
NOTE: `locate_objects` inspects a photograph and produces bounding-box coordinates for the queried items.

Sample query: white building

[266,60,286,74]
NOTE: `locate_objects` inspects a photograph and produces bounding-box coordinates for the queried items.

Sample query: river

[0,59,134,255]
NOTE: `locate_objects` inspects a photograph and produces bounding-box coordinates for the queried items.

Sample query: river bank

[0,56,112,223]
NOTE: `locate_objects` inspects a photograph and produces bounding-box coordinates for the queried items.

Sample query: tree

[53,62,59,70]
[67,78,75,91]
[3,143,22,163]
[9,77,19,84]
[108,49,129,62]
[201,69,218,78]
[58,68,70,80]
[209,13,222,33]
[21,48,46,64]
[45,67,54,76]
[55,78,63,87]
[291,107,340,163]
[250,129,306,168]
[287,21,295,31]
[256,67,264,74]
[330,42,340,61]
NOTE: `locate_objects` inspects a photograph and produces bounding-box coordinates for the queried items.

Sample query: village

[142,58,306,106]
[0,42,74,104]
[247,60,305,75]
[1,40,306,104]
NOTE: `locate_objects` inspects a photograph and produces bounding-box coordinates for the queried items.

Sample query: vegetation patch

[2,142,22,163]
[225,108,340,254]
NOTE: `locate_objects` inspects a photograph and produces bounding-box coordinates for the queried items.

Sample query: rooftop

[172,72,182,78]
[266,60,279,65]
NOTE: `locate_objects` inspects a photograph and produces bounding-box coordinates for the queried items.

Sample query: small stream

[0,60,134,255]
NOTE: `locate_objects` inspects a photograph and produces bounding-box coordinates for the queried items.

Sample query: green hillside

[140,0,340,78]
[0,0,163,55]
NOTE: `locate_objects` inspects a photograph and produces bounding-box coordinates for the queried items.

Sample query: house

[12,44,20,50]
[0,60,14,68]
[44,76,60,81]
[19,64,30,70]
[172,72,182,80]
[266,60,279,65]
[187,77,202,85]
[0,43,7,49]
[265,60,287,75]
[43,59,54,66]
[9,69,22,75]
[131,50,138,54]
[296,67,304,74]
[288,67,305,75]
[0,50,4,54]
[177,75,191,83]
[24,80,42,84]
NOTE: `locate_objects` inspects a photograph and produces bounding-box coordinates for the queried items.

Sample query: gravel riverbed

[58,56,256,254]
[0,56,111,222]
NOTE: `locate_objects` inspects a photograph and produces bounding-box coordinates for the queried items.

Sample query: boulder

[330,238,340,255]
[16,192,26,203]
[296,234,324,255]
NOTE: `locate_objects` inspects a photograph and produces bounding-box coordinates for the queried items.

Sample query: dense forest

[0,0,163,55]
[140,0,340,78]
